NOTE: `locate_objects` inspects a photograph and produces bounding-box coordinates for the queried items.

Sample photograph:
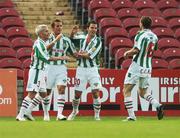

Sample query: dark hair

[51,19,63,28]
[140,16,152,29]
[86,20,97,28]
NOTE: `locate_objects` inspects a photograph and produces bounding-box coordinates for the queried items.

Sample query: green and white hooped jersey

[78,35,102,68]
[30,38,50,70]
[48,33,76,65]
[133,29,158,68]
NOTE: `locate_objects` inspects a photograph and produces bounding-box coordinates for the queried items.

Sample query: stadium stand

[140,8,162,17]
[99,17,122,36]
[104,27,128,47]
[121,58,132,69]
[123,17,140,31]
[22,58,31,69]
[0,8,19,21]
[16,47,32,62]
[0,28,6,38]
[0,37,12,48]
[112,0,133,12]
[11,37,33,50]
[88,0,112,19]
[175,28,180,41]
[115,48,131,69]
[157,0,178,11]
[0,47,16,59]
[152,59,169,69]
[0,0,14,8]
[163,8,180,20]
[117,8,139,21]
[158,38,180,51]
[152,27,174,39]
[2,17,24,30]
[151,17,168,28]
[94,8,117,23]
[6,27,29,40]
[134,0,156,11]
[168,18,180,31]
[169,59,180,69]
[163,48,180,62]
[153,49,164,59]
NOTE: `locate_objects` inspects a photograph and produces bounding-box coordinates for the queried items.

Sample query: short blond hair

[35,24,48,36]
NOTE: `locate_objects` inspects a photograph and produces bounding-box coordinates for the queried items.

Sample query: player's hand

[62,56,71,61]
[124,51,129,59]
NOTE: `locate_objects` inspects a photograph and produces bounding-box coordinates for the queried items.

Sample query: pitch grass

[0,116,180,138]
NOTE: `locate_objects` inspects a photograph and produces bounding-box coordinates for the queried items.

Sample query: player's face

[53,22,63,35]
[40,27,49,41]
[87,24,97,37]
[139,21,143,30]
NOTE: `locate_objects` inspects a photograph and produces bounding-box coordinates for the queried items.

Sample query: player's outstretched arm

[124,48,139,59]
[46,33,62,50]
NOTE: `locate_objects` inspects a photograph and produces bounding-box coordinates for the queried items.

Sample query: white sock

[57,94,65,116]
[93,97,101,118]
[144,93,160,108]
[42,94,52,117]
[19,96,32,117]
[72,98,80,113]
[124,97,136,119]
[27,94,42,113]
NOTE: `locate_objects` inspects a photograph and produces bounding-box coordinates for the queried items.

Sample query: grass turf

[0,116,180,138]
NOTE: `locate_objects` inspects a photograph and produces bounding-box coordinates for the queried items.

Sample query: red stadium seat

[112,0,133,11]
[99,17,122,36]
[109,37,132,56]
[168,18,180,31]
[134,0,156,11]
[107,37,132,68]
[128,27,140,39]
[157,0,178,11]
[88,0,111,18]
[94,8,116,23]
[121,59,132,70]
[0,28,6,38]
[153,49,164,59]
[163,48,180,62]
[158,38,180,51]
[0,57,22,69]
[17,47,32,62]
[115,48,131,69]
[0,47,16,59]
[117,8,139,21]
[6,27,29,40]
[152,27,174,38]
[140,8,162,17]
[152,59,168,69]
[163,8,180,20]
[2,17,24,30]
[151,17,168,28]
[169,59,180,69]
[175,28,180,41]
[104,27,128,46]
[0,8,19,21]
[0,37,11,48]
[22,58,31,69]
[0,0,14,8]
[11,37,33,50]
[123,18,140,31]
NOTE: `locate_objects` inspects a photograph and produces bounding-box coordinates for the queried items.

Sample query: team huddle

[16,16,164,122]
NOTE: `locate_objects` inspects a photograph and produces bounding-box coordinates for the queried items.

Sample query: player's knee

[58,86,66,94]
